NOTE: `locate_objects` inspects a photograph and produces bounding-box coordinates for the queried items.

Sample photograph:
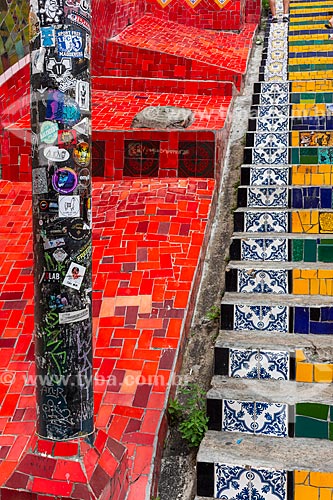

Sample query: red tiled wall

[0,65,30,181]
[245,0,261,23]
[94,130,217,180]
[145,0,244,31]
[105,42,243,88]
[91,0,145,74]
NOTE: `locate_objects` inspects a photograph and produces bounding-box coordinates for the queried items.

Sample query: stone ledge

[222,291,333,306]
[198,431,333,471]
[215,330,333,359]
[208,376,333,404]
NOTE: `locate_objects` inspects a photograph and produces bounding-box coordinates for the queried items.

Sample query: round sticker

[73,142,90,166]
[68,218,90,240]
[52,167,78,194]
[40,121,59,144]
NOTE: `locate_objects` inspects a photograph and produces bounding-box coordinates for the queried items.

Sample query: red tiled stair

[0,177,216,499]
[105,16,257,89]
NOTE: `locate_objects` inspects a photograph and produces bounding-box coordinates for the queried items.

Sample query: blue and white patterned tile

[260,92,289,105]
[248,188,288,208]
[254,402,288,437]
[250,167,289,185]
[257,115,289,132]
[215,465,287,500]
[234,305,288,332]
[253,148,288,165]
[250,468,287,500]
[254,133,288,148]
[222,400,255,434]
[258,105,289,119]
[261,82,289,95]
[229,348,259,378]
[244,212,288,232]
[238,269,288,293]
[259,350,289,380]
[215,464,250,499]
[241,238,288,261]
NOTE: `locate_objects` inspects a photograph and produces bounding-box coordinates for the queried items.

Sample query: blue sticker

[46,90,81,126]
[41,26,55,46]
[57,29,83,58]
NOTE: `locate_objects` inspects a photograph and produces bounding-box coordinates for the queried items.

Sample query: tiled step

[196,431,333,498]
[207,376,333,438]
[214,330,333,383]
[229,235,333,262]
[214,329,333,378]
[104,16,257,88]
[243,145,333,165]
[237,185,333,209]
[240,164,333,187]
[220,296,333,335]
[224,265,333,296]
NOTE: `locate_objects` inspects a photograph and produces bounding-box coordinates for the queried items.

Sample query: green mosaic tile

[295,416,328,439]
[296,402,329,420]
[319,149,333,164]
[290,94,300,104]
[330,406,333,421]
[330,422,333,441]
[318,245,333,262]
[292,240,303,261]
[291,148,300,164]
[304,240,317,262]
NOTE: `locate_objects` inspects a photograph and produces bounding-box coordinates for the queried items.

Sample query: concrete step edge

[197,431,333,471]
[208,376,333,404]
[222,291,333,306]
[215,329,333,354]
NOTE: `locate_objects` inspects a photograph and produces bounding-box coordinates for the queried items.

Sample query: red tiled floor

[0,176,215,498]
[8,89,232,132]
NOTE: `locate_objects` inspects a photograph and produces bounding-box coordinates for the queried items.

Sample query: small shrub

[205,305,220,322]
[167,383,209,448]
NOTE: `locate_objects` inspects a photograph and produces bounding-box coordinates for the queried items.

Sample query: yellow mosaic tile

[319,489,331,500]
[290,165,333,185]
[319,213,333,233]
[292,211,319,233]
[310,473,333,488]
[296,362,313,382]
[314,364,333,383]
[295,470,310,484]
[295,349,306,363]
[295,484,319,500]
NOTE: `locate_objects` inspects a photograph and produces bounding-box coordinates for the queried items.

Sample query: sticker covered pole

[29,0,93,440]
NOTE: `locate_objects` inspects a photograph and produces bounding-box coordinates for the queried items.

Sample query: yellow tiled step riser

[292,165,333,185]
[293,270,333,295]
[289,71,333,81]
[296,350,333,383]
[295,471,333,500]
[292,211,333,233]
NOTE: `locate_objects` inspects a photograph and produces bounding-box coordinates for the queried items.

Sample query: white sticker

[40,121,59,144]
[53,247,68,262]
[72,117,90,136]
[75,80,89,111]
[59,307,89,324]
[58,195,80,218]
[43,146,70,162]
[43,237,65,250]
[31,47,46,74]
[62,262,86,290]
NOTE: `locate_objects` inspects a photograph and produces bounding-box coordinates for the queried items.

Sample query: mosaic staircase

[196,0,333,498]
